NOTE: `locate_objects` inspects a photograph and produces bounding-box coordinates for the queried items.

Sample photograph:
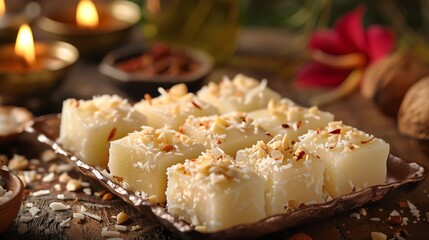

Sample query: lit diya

[0,24,78,108]
[0,0,40,43]
[37,0,141,58]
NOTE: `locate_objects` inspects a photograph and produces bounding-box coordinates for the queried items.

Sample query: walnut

[398,77,429,140]
[362,51,429,117]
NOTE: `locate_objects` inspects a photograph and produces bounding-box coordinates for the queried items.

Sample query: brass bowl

[0,170,24,233]
[37,0,141,59]
[98,44,214,100]
[0,1,40,44]
[0,106,33,147]
[0,41,79,107]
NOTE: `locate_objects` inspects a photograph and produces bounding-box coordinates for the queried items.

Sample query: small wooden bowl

[0,106,33,147]
[0,170,24,233]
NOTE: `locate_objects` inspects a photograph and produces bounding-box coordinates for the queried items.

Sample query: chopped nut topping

[102,193,114,201]
[95,189,107,197]
[144,93,152,105]
[162,144,175,153]
[108,127,117,141]
[116,211,129,225]
[329,129,341,134]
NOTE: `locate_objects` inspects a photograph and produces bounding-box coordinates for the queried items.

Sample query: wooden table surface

[1,28,429,240]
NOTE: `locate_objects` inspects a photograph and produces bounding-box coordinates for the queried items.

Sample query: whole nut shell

[362,51,429,117]
[398,77,429,140]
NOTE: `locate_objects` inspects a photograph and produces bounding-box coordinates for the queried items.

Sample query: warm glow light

[76,0,99,28]
[15,24,35,65]
[0,0,5,16]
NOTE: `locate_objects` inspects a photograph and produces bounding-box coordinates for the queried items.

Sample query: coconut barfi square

[166,148,265,232]
[58,95,147,168]
[108,126,206,202]
[236,134,326,215]
[248,98,334,141]
[197,74,281,113]
[182,112,272,157]
[299,121,390,198]
[134,84,218,130]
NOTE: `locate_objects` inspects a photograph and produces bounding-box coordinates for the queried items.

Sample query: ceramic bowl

[98,44,213,100]
[0,170,24,233]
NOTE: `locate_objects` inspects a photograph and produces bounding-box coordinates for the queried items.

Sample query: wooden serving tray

[26,114,428,240]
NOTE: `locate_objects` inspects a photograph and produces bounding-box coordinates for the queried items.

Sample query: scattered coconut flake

[350,212,360,219]
[402,217,409,226]
[42,172,55,183]
[116,212,128,225]
[370,217,381,221]
[41,150,56,162]
[114,224,127,232]
[83,188,92,195]
[80,181,90,188]
[48,164,58,173]
[58,172,71,183]
[49,202,71,211]
[131,225,141,231]
[389,210,400,217]
[29,206,40,217]
[54,184,62,191]
[407,200,417,210]
[101,229,120,238]
[80,206,88,213]
[111,216,117,219]
[83,212,102,222]
[359,208,367,216]
[57,194,65,200]
[73,213,85,219]
[25,202,33,208]
[371,231,387,240]
[8,154,29,171]
[19,216,33,223]
[17,223,28,235]
[66,179,82,192]
[56,164,74,173]
[32,189,50,197]
[59,217,71,228]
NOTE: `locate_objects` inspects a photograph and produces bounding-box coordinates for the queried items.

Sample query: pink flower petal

[309,30,356,55]
[295,62,353,88]
[366,26,394,62]
[335,5,367,53]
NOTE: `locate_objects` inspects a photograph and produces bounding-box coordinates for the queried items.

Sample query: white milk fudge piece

[134,84,218,130]
[236,134,326,215]
[197,74,281,113]
[299,121,390,198]
[108,126,206,202]
[58,95,147,168]
[248,98,334,141]
[166,148,265,232]
[182,112,272,157]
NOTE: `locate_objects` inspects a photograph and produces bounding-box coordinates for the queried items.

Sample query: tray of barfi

[26,74,427,240]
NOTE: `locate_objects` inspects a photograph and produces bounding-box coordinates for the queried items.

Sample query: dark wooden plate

[26,115,428,240]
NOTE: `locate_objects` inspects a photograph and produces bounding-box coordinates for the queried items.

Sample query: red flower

[296,5,394,88]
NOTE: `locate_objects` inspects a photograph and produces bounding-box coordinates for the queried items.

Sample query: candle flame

[0,0,5,16]
[15,24,35,65]
[76,0,99,28]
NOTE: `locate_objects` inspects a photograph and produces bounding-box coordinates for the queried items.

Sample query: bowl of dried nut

[0,168,24,233]
[99,43,213,100]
